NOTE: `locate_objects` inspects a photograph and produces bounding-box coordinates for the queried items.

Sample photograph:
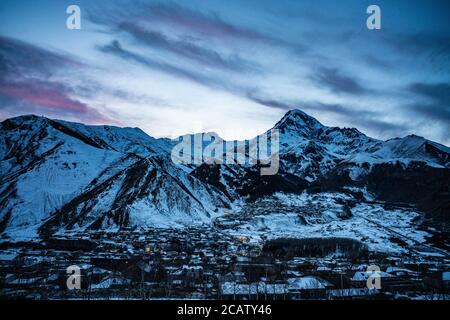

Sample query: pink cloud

[0,81,112,124]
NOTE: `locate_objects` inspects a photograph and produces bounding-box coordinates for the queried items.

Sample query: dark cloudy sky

[0,0,449,144]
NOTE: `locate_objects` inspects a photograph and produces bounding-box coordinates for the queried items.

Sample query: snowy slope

[347,135,450,169]
[272,109,448,180]
[191,109,450,234]
[0,116,134,238]
[40,154,231,234]
[194,108,448,185]
[270,110,380,181]
[0,115,229,239]
[1,109,449,240]
[220,191,429,254]
[55,119,174,157]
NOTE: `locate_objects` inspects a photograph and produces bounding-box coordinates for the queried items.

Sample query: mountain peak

[1,114,46,124]
[273,108,323,137]
[0,114,50,132]
[285,108,311,117]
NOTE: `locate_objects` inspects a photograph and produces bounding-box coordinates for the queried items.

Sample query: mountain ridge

[1,109,449,238]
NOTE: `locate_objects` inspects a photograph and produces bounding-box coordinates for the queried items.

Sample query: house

[91,274,131,290]
[328,288,381,299]
[220,281,284,300]
[222,271,247,283]
[351,270,393,288]
[286,276,333,299]
[386,267,419,278]
[219,276,333,300]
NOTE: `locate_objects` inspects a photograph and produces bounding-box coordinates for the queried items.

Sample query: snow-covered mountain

[194,109,449,210]
[0,115,229,239]
[273,109,449,180]
[347,134,450,168]
[274,109,381,181]
[0,110,449,238]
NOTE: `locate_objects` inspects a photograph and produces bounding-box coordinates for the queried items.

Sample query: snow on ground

[222,192,431,254]
[347,135,449,169]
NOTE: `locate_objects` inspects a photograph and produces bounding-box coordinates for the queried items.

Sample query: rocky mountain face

[194,109,450,230]
[0,115,229,239]
[1,109,449,238]
[274,109,381,181]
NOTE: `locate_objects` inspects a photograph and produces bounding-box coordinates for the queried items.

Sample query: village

[0,224,449,300]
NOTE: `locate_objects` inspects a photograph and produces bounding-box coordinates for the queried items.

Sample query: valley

[0,109,449,299]
[1,191,449,300]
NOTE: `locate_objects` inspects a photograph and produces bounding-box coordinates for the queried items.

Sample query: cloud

[374,32,450,74]
[0,36,110,123]
[138,2,268,41]
[98,40,217,86]
[2,2,448,146]
[383,33,450,57]
[252,80,450,144]
[89,2,272,42]
[409,82,450,108]
[305,105,406,136]
[406,82,450,123]
[246,93,407,137]
[0,80,86,113]
[245,94,293,111]
[246,93,357,117]
[0,80,109,123]
[98,40,260,99]
[299,101,405,135]
[117,21,258,72]
[310,67,369,95]
[0,36,79,81]
[88,2,306,57]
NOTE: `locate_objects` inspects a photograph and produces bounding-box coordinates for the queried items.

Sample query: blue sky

[0,0,449,144]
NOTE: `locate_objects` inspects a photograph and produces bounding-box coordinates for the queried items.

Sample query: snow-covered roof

[287,276,332,290]
[91,275,131,289]
[352,271,393,281]
[220,276,331,295]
